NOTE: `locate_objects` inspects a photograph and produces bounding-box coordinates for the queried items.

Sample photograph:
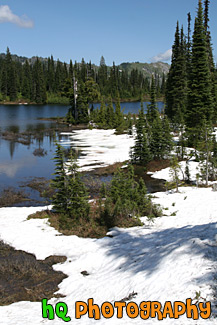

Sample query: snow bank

[60,129,135,171]
[0,187,217,324]
[150,160,199,182]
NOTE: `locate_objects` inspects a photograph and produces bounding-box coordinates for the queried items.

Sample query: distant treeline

[0,49,166,104]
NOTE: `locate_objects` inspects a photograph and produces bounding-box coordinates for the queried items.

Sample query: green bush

[47,93,70,104]
[99,165,162,228]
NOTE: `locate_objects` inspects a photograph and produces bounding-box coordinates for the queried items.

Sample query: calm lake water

[0,102,164,205]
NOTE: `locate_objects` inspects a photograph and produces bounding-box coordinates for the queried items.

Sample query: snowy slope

[0,187,217,324]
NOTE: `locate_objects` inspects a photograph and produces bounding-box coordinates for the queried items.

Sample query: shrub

[99,165,162,228]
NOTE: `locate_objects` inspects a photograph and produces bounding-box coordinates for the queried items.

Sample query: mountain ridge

[0,53,170,78]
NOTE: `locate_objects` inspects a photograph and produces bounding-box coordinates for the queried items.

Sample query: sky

[0,0,217,66]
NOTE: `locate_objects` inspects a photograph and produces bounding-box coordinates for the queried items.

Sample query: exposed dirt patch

[146,159,171,172]
[89,162,125,176]
[0,241,67,306]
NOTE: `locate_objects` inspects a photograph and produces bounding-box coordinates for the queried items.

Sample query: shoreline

[0,97,165,106]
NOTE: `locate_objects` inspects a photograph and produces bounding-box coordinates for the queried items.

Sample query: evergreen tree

[186,12,192,76]
[106,96,115,127]
[22,60,31,99]
[107,165,151,218]
[51,142,68,215]
[98,96,107,126]
[69,60,74,80]
[149,112,164,159]
[203,0,217,120]
[132,128,151,165]
[2,48,17,101]
[114,93,125,130]
[161,115,173,156]
[80,58,87,82]
[186,0,214,131]
[165,23,187,125]
[147,75,158,123]
[47,55,55,92]
[51,143,90,221]
[98,56,108,92]
[131,102,151,166]
[67,78,99,124]
[99,165,161,227]
[32,58,47,103]
[66,150,90,220]
[161,73,166,96]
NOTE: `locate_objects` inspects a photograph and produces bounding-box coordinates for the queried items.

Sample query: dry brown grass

[146,159,171,172]
[90,162,125,176]
[0,188,30,207]
[0,241,67,306]
[28,200,142,239]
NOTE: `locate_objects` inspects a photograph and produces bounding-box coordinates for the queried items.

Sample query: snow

[0,187,217,324]
[150,160,199,182]
[60,129,135,171]
[1,129,217,323]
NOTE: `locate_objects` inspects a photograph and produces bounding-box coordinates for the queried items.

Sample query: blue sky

[1,0,217,66]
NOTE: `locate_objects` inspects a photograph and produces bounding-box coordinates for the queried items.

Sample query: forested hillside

[0,51,167,104]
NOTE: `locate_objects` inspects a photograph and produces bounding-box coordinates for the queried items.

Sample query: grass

[46,93,70,105]
[0,188,30,207]
[89,162,125,176]
[28,200,143,238]
[0,240,67,305]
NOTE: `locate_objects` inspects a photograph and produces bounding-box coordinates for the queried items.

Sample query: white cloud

[151,49,172,63]
[0,5,33,28]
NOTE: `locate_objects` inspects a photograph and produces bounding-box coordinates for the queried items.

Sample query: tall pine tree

[186,0,214,132]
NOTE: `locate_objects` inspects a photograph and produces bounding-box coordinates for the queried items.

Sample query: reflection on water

[0,103,165,204]
[0,104,69,132]
[0,155,36,178]
[0,136,57,190]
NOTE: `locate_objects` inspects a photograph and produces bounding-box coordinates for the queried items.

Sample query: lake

[0,102,164,205]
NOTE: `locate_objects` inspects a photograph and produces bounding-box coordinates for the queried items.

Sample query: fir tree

[98,56,107,91]
[22,60,31,99]
[165,23,187,125]
[2,48,17,101]
[147,75,158,123]
[149,112,164,159]
[186,0,214,131]
[100,165,161,227]
[106,96,115,128]
[98,96,107,126]
[66,150,90,220]
[51,142,68,215]
[161,115,173,157]
[47,55,55,93]
[114,93,125,132]
[204,0,217,120]
[32,58,47,103]
[131,102,151,166]
[51,143,90,221]
[186,12,192,76]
